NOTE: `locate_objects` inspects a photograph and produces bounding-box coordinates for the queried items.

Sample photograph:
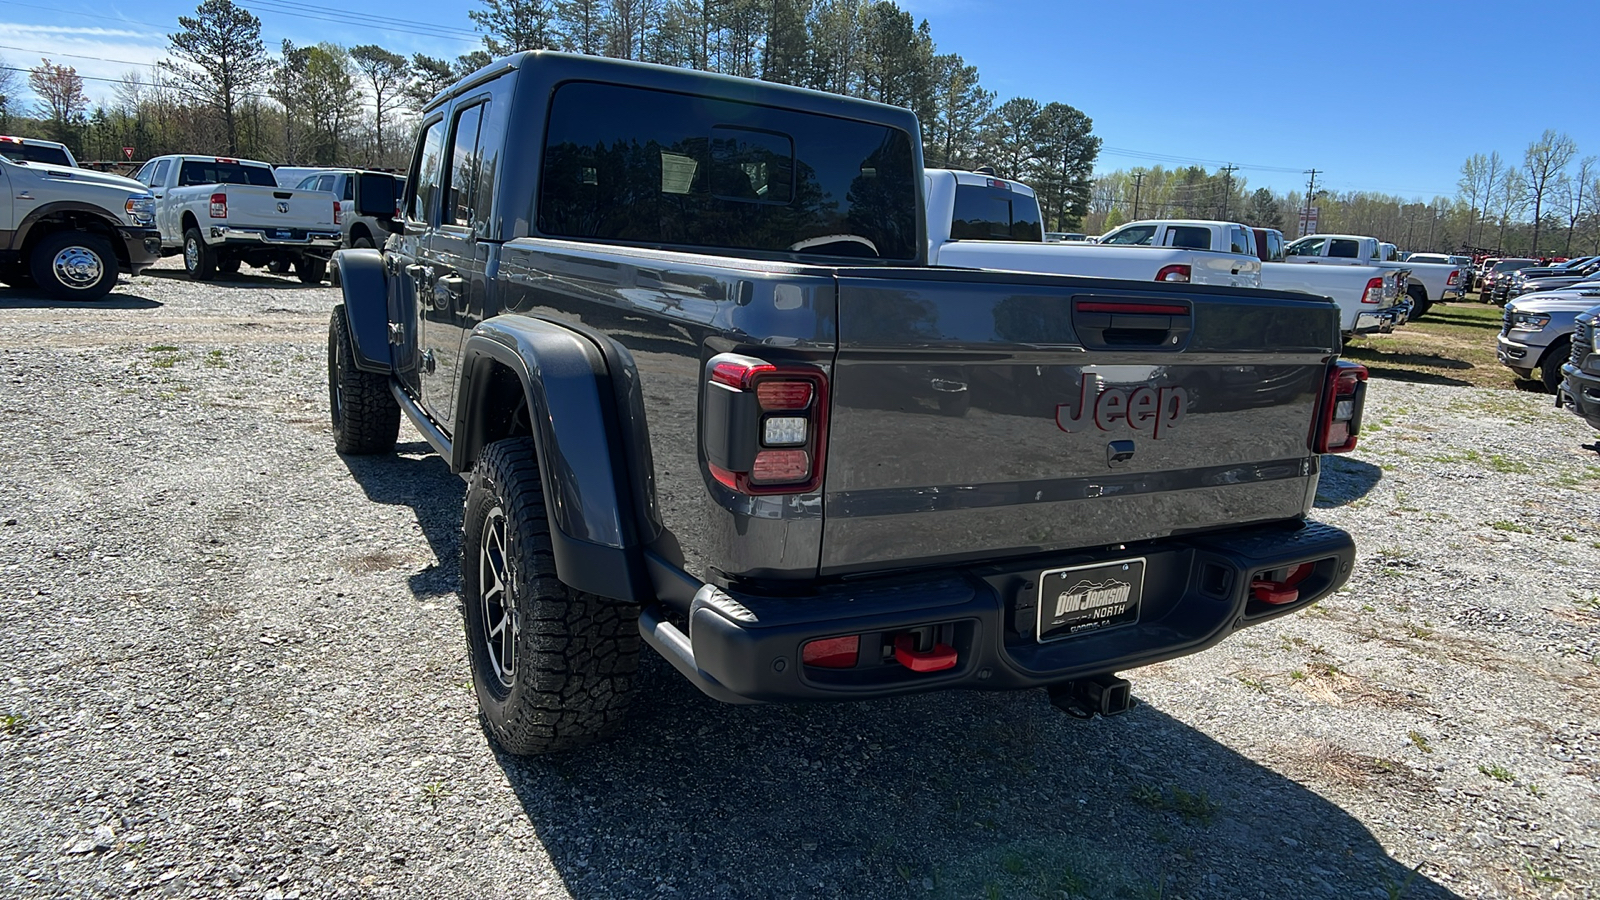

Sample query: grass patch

[1478,763,1514,783]
[1,712,26,735]
[1490,520,1532,534]
[145,344,179,352]
[1408,730,1434,754]
[1342,302,1514,389]
[1132,783,1220,825]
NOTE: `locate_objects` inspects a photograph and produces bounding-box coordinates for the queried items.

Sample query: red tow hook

[893,634,958,672]
[1251,563,1315,605]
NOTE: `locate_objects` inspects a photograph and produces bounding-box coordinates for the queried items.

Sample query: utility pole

[1302,169,1320,237]
[1219,164,1239,220]
[1132,171,1145,219]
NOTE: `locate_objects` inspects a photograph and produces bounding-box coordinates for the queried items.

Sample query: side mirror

[355,172,398,219]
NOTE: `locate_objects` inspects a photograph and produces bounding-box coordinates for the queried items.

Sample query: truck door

[137,159,174,243]
[415,99,493,426]
[391,116,447,399]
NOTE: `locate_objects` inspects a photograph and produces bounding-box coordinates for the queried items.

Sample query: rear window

[1494,260,1534,272]
[0,142,71,166]
[1327,239,1361,259]
[178,160,276,187]
[539,82,918,260]
[950,184,1042,242]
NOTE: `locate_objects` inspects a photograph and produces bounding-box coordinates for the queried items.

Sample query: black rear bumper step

[639,519,1355,704]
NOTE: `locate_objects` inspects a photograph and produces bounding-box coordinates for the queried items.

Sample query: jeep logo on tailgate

[1056,374,1187,438]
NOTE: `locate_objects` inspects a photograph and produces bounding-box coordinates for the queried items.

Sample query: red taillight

[1312,361,1367,454]
[333,200,342,226]
[703,353,828,495]
[209,192,227,218]
[1155,264,1190,283]
[1360,276,1384,304]
[802,635,859,668]
[1446,269,1459,286]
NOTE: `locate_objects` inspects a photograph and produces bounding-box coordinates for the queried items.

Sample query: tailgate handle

[273,191,292,199]
[1072,299,1192,350]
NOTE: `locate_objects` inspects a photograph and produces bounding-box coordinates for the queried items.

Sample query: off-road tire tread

[327,306,399,454]
[463,438,639,756]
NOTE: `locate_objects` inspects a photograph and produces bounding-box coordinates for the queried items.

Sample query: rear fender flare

[331,249,391,373]
[455,316,647,602]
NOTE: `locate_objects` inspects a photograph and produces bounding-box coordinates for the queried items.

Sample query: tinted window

[343,176,354,201]
[133,161,154,183]
[540,82,918,260]
[1102,224,1157,246]
[445,103,485,227]
[1327,239,1361,259]
[407,118,447,224]
[0,142,71,166]
[151,159,171,187]
[950,184,1042,241]
[178,160,275,187]
[1167,226,1212,250]
[1494,260,1533,272]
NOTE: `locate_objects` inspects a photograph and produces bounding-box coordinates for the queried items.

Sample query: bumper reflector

[801,636,859,668]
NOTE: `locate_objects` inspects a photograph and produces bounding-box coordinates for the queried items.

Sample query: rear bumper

[1353,301,1410,334]
[207,225,341,254]
[116,226,161,275]
[641,519,1356,704]
[1559,364,1600,429]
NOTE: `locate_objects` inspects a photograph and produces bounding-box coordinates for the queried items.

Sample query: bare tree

[350,45,409,167]
[28,59,88,145]
[1563,156,1596,257]
[0,54,22,130]
[1523,129,1578,255]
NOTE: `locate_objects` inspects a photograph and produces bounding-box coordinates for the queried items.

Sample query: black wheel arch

[453,316,659,603]
[329,249,392,373]
[16,203,131,272]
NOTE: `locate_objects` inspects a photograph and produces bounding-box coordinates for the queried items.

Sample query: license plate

[274,229,292,239]
[1036,557,1144,642]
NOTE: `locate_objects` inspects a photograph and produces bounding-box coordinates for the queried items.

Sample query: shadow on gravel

[338,442,465,595]
[143,268,324,289]
[1314,456,1382,508]
[494,672,1461,900]
[0,289,161,309]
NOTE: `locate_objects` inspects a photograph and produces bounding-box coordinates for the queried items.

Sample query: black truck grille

[1574,319,1593,369]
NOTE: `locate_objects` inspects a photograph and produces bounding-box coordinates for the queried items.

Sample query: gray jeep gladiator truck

[327,51,1367,756]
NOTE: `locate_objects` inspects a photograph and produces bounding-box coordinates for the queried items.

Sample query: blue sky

[3,0,1597,199]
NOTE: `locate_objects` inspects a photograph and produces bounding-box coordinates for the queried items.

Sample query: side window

[133,161,154,184]
[150,159,171,188]
[1166,226,1211,250]
[342,177,354,201]
[315,174,336,193]
[1288,237,1325,257]
[1229,227,1249,256]
[296,175,319,190]
[407,117,447,225]
[444,102,486,227]
[1102,225,1157,246]
[1328,239,1361,259]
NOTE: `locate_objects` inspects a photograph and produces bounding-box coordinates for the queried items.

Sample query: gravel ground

[2,259,1597,900]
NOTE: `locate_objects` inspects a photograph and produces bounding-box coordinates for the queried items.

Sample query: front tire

[1540,339,1570,394]
[183,228,216,281]
[462,438,640,756]
[327,306,399,454]
[30,231,117,301]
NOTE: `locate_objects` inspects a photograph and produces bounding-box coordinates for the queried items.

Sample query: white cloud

[0,20,169,106]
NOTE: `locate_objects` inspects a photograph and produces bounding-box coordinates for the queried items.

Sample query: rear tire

[297,258,327,285]
[217,256,241,275]
[462,438,639,756]
[327,305,400,454]
[183,228,216,281]
[352,235,375,250]
[30,231,117,301]
[1540,339,1570,394]
[1406,286,1431,321]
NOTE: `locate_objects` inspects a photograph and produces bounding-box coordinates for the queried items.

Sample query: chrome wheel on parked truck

[461,438,639,756]
[30,231,117,301]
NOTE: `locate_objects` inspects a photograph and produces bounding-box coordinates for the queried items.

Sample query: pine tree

[1029,102,1098,230]
[350,46,409,167]
[471,0,560,55]
[165,0,272,155]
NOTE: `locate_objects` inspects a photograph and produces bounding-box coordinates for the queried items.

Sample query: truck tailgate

[822,269,1339,574]
[214,185,337,228]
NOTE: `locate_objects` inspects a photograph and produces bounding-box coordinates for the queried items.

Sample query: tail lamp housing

[1446,269,1459,286]
[209,192,227,218]
[1360,276,1384,304]
[1312,360,1367,454]
[333,200,342,226]
[702,353,828,495]
[1155,264,1191,283]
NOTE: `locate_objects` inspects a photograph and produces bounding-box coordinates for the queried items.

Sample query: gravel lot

[2,259,1597,900]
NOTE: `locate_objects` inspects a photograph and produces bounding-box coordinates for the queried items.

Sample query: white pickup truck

[132,155,341,283]
[1284,233,1461,318]
[924,169,1261,287]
